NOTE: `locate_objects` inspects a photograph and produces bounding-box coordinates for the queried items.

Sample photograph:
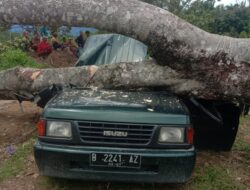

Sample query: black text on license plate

[90,153,141,168]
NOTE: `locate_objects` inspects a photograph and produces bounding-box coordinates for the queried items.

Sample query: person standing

[85,31,91,40]
[30,31,41,51]
[75,31,85,48]
[51,33,62,50]
[40,25,49,37]
[36,37,52,57]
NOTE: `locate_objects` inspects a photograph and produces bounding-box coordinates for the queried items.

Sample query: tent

[75,34,148,66]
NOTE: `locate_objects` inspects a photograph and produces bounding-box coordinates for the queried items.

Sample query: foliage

[180,1,250,37]
[141,0,250,38]
[180,0,216,32]
[0,42,7,53]
[234,117,250,154]
[0,36,30,53]
[0,48,46,70]
[211,4,250,37]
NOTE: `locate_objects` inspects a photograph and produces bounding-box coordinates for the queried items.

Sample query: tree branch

[0,0,249,102]
[0,62,249,103]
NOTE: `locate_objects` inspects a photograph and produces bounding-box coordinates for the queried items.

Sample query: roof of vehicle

[75,34,148,66]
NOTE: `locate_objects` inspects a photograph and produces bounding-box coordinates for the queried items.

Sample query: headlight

[46,121,72,138]
[158,127,184,143]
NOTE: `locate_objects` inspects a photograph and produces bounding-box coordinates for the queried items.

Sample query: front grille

[77,121,155,145]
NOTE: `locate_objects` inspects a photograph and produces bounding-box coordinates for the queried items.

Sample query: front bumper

[34,141,196,183]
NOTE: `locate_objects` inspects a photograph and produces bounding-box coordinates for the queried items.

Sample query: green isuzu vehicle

[35,89,195,183]
[34,34,240,183]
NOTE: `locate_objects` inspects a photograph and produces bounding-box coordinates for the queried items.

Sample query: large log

[0,62,198,99]
[0,62,249,103]
[0,0,249,102]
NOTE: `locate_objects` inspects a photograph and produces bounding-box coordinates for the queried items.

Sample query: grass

[234,139,250,154]
[0,48,46,71]
[0,138,35,182]
[192,165,238,190]
[37,166,240,190]
[234,116,250,154]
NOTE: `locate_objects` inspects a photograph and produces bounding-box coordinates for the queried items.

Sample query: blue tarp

[75,34,148,66]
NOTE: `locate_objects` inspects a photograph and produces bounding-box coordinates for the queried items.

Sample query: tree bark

[0,62,249,103]
[0,0,249,102]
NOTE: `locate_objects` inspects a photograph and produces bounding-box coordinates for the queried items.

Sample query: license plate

[90,153,141,168]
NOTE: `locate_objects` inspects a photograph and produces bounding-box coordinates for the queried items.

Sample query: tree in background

[212,3,250,37]
[141,0,250,38]
[180,0,216,32]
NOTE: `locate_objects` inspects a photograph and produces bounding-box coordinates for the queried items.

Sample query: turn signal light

[187,127,194,145]
[37,119,46,136]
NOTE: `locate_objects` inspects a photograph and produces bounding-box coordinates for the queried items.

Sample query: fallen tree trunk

[0,0,249,102]
[0,61,249,103]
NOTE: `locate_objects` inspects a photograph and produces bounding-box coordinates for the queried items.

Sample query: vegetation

[192,165,238,190]
[0,28,47,70]
[0,36,32,53]
[0,138,35,182]
[141,0,250,38]
[0,48,46,70]
[234,117,250,154]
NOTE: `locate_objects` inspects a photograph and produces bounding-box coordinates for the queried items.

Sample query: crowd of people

[21,26,91,58]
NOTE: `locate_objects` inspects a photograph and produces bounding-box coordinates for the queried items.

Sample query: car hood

[43,89,190,125]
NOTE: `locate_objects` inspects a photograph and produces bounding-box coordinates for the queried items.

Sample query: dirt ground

[0,101,40,165]
[0,101,42,190]
[0,101,249,190]
[30,48,77,68]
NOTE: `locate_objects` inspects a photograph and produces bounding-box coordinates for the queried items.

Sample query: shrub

[0,48,46,70]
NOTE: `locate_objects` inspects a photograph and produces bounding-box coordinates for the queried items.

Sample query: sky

[215,0,247,6]
[216,0,235,4]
